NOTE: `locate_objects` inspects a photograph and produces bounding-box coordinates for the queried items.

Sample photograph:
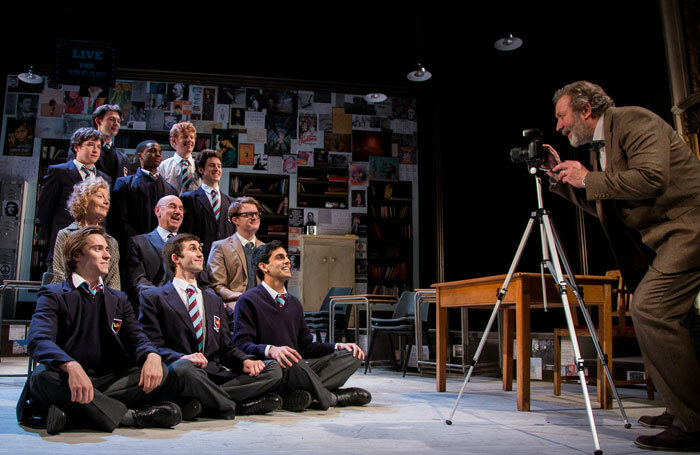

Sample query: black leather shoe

[333,388,371,407]
[282,390,312,412]
[180,398,202,421]
[237,393,282,415]
[635,425,700,451]
[638,411,674,429]
[132,402,182,428]
[46,405,67,435]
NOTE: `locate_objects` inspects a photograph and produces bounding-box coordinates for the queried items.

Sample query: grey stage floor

[0,357,681,454]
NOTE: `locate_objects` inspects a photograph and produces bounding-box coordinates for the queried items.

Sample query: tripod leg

[550,218,631,428]
[541,212,603,454]
[445,216,536,425]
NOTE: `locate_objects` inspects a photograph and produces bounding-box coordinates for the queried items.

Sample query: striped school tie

[211,189,220,220]
[80,281,103,295]
[81,165,93,180]
[275,293,287,308]
[180,159,192,189]
[186,285,204,351]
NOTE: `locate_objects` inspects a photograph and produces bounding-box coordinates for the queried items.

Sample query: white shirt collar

[71,272,104,290]
[262,280,286,300]
[592,114,605,142]
[140,168,157,178]
[175,153,194,164]
[74,160,95,174]
[201,182,220,195]
[173,276,198,291]
[156,225,176,242]
[236,231,256,247]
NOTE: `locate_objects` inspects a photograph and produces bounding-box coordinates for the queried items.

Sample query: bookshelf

[229,173,290,245]
[367,180,413,295]
[297,166,349,209]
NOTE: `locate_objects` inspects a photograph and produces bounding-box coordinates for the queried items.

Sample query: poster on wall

[213,129,238,168]
[265,114,296,156]
[3,119,34,156]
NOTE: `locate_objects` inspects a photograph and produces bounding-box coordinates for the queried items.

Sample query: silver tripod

[444,173,631,455]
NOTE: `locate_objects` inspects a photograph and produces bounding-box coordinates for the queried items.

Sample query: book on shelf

[383,184,393,199]
[328,175,349,182]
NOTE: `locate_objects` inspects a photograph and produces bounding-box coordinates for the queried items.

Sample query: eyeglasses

[158,202,186,213]
[235,211,261,219]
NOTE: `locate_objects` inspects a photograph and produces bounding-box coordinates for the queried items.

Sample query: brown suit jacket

[552,106,700,285]
[207,234,265,305]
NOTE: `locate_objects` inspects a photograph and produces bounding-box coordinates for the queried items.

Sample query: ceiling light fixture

[494,34,523,51]
[18,66,44,84]
[407,64,432,82]
[364,92,387,103]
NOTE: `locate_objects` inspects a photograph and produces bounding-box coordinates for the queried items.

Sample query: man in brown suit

[546,81,700,451]
[207,197,265,309]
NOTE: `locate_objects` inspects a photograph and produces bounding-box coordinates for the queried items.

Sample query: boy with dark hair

[233,240,371,411]
[38,127,112,265]
[139,233,283,418]
[180,149,233,259]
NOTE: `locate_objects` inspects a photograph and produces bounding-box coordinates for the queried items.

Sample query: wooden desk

[432,273,617,411]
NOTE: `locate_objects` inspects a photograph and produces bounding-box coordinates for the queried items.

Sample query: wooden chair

[553,270,654,406]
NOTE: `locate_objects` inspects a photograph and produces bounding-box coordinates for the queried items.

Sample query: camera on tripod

[509,129,547,166]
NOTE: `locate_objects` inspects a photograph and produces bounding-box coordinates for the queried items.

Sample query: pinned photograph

[129,102,146,122]
[167,82,189,102]
[39,89,64,117]
[349,162,369,186]
[266,113,296,156]
[369,156,399,180]
[110,81,132,109]
[298,91,314,111]
[35,117,64,138]
[324,132,350,154]
[4,119,34,156]
[63,91,86,114]
[398,145,417,164]
[213,129,238,168]
[297,150,313,166]
[218,86,245,105]
[352,130,392,161]
[351,189,366,208]
[230,107,245,128]
[239,143,255,166]
[328,152,351,168]
[148,82,167,94]
[252,154,268,171]
[16,94,39,121]
[262,89,297,113]
[246,88,263,111]
[283,154,297,174]
[390,98,418,121]
[203,87,217,121]
[298,113,318,146]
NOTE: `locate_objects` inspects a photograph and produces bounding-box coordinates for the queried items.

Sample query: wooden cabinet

[297,235,356,311]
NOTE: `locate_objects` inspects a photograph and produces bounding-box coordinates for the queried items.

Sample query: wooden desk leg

[602,285,613,409]
[436,297,447,392]
[502,308,514,391]
[516,299,531,412]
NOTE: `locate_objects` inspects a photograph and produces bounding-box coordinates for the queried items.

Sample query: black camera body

[510,129,547,165]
